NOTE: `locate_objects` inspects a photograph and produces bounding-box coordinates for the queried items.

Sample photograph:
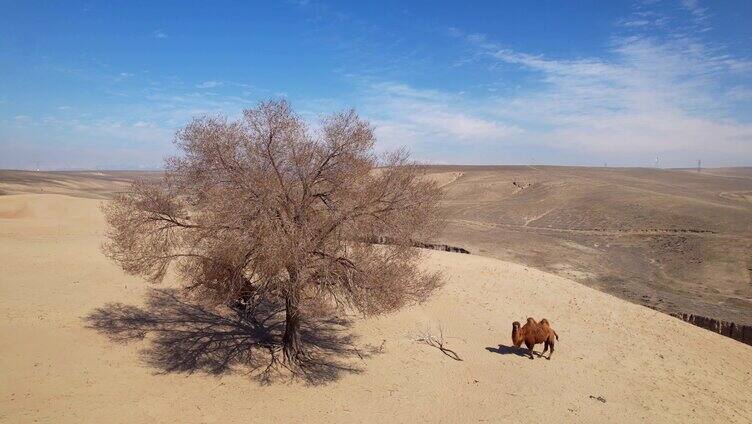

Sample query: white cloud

[622,20,651,27]
[152,29,168,39]
[349,20,752,165]
[114,72,134,82]
[359,80,521,152]
[196,80,224,89]
[439,22,752,166]
[681,0,710,22]
[727,86,752,102]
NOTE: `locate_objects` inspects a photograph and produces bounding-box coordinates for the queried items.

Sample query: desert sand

[2,188,751,423]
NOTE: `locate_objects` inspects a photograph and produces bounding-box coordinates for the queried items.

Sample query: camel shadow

[85,288,379,385]
[485,344,530,357]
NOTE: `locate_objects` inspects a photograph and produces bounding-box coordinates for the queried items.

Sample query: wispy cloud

[152,29,168,39]
[680,0,711,29]
[114,72,134,82]
[196,80,223,89]
[474,32,752,158]
[373,2,752,166]
[617,9,670,30]
[357,81,520,153]
[0,72,267,169]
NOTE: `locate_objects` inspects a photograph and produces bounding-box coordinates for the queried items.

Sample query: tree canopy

[102,99,444,367]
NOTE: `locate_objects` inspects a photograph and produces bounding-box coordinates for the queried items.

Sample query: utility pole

[697,159,701,172]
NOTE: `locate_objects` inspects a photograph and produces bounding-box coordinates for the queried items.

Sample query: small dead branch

[417,325,463,361]
[352,347,364,360]
[351,339,387,361]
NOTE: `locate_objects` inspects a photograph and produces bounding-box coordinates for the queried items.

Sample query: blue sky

[1,0,751,169]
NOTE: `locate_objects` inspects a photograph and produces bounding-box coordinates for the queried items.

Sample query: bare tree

[102,100,443,369]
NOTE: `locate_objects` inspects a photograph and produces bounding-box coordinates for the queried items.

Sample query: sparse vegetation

[417,324,463,361]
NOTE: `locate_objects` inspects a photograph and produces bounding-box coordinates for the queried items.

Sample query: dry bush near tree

[417,324,463,361]
[102,99,443,371]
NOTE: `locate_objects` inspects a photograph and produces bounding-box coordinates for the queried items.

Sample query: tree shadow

[485,344,530,357]
[85,288,379,385]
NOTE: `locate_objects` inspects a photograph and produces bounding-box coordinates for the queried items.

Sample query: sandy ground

[1,193,752,423]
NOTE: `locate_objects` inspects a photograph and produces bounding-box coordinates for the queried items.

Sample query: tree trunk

[282,293,303,366]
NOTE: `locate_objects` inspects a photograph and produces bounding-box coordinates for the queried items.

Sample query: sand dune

[1,193,751,423]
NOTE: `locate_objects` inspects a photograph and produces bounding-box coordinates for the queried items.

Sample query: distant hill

[0,170,162,198]
[424,165,752,327]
